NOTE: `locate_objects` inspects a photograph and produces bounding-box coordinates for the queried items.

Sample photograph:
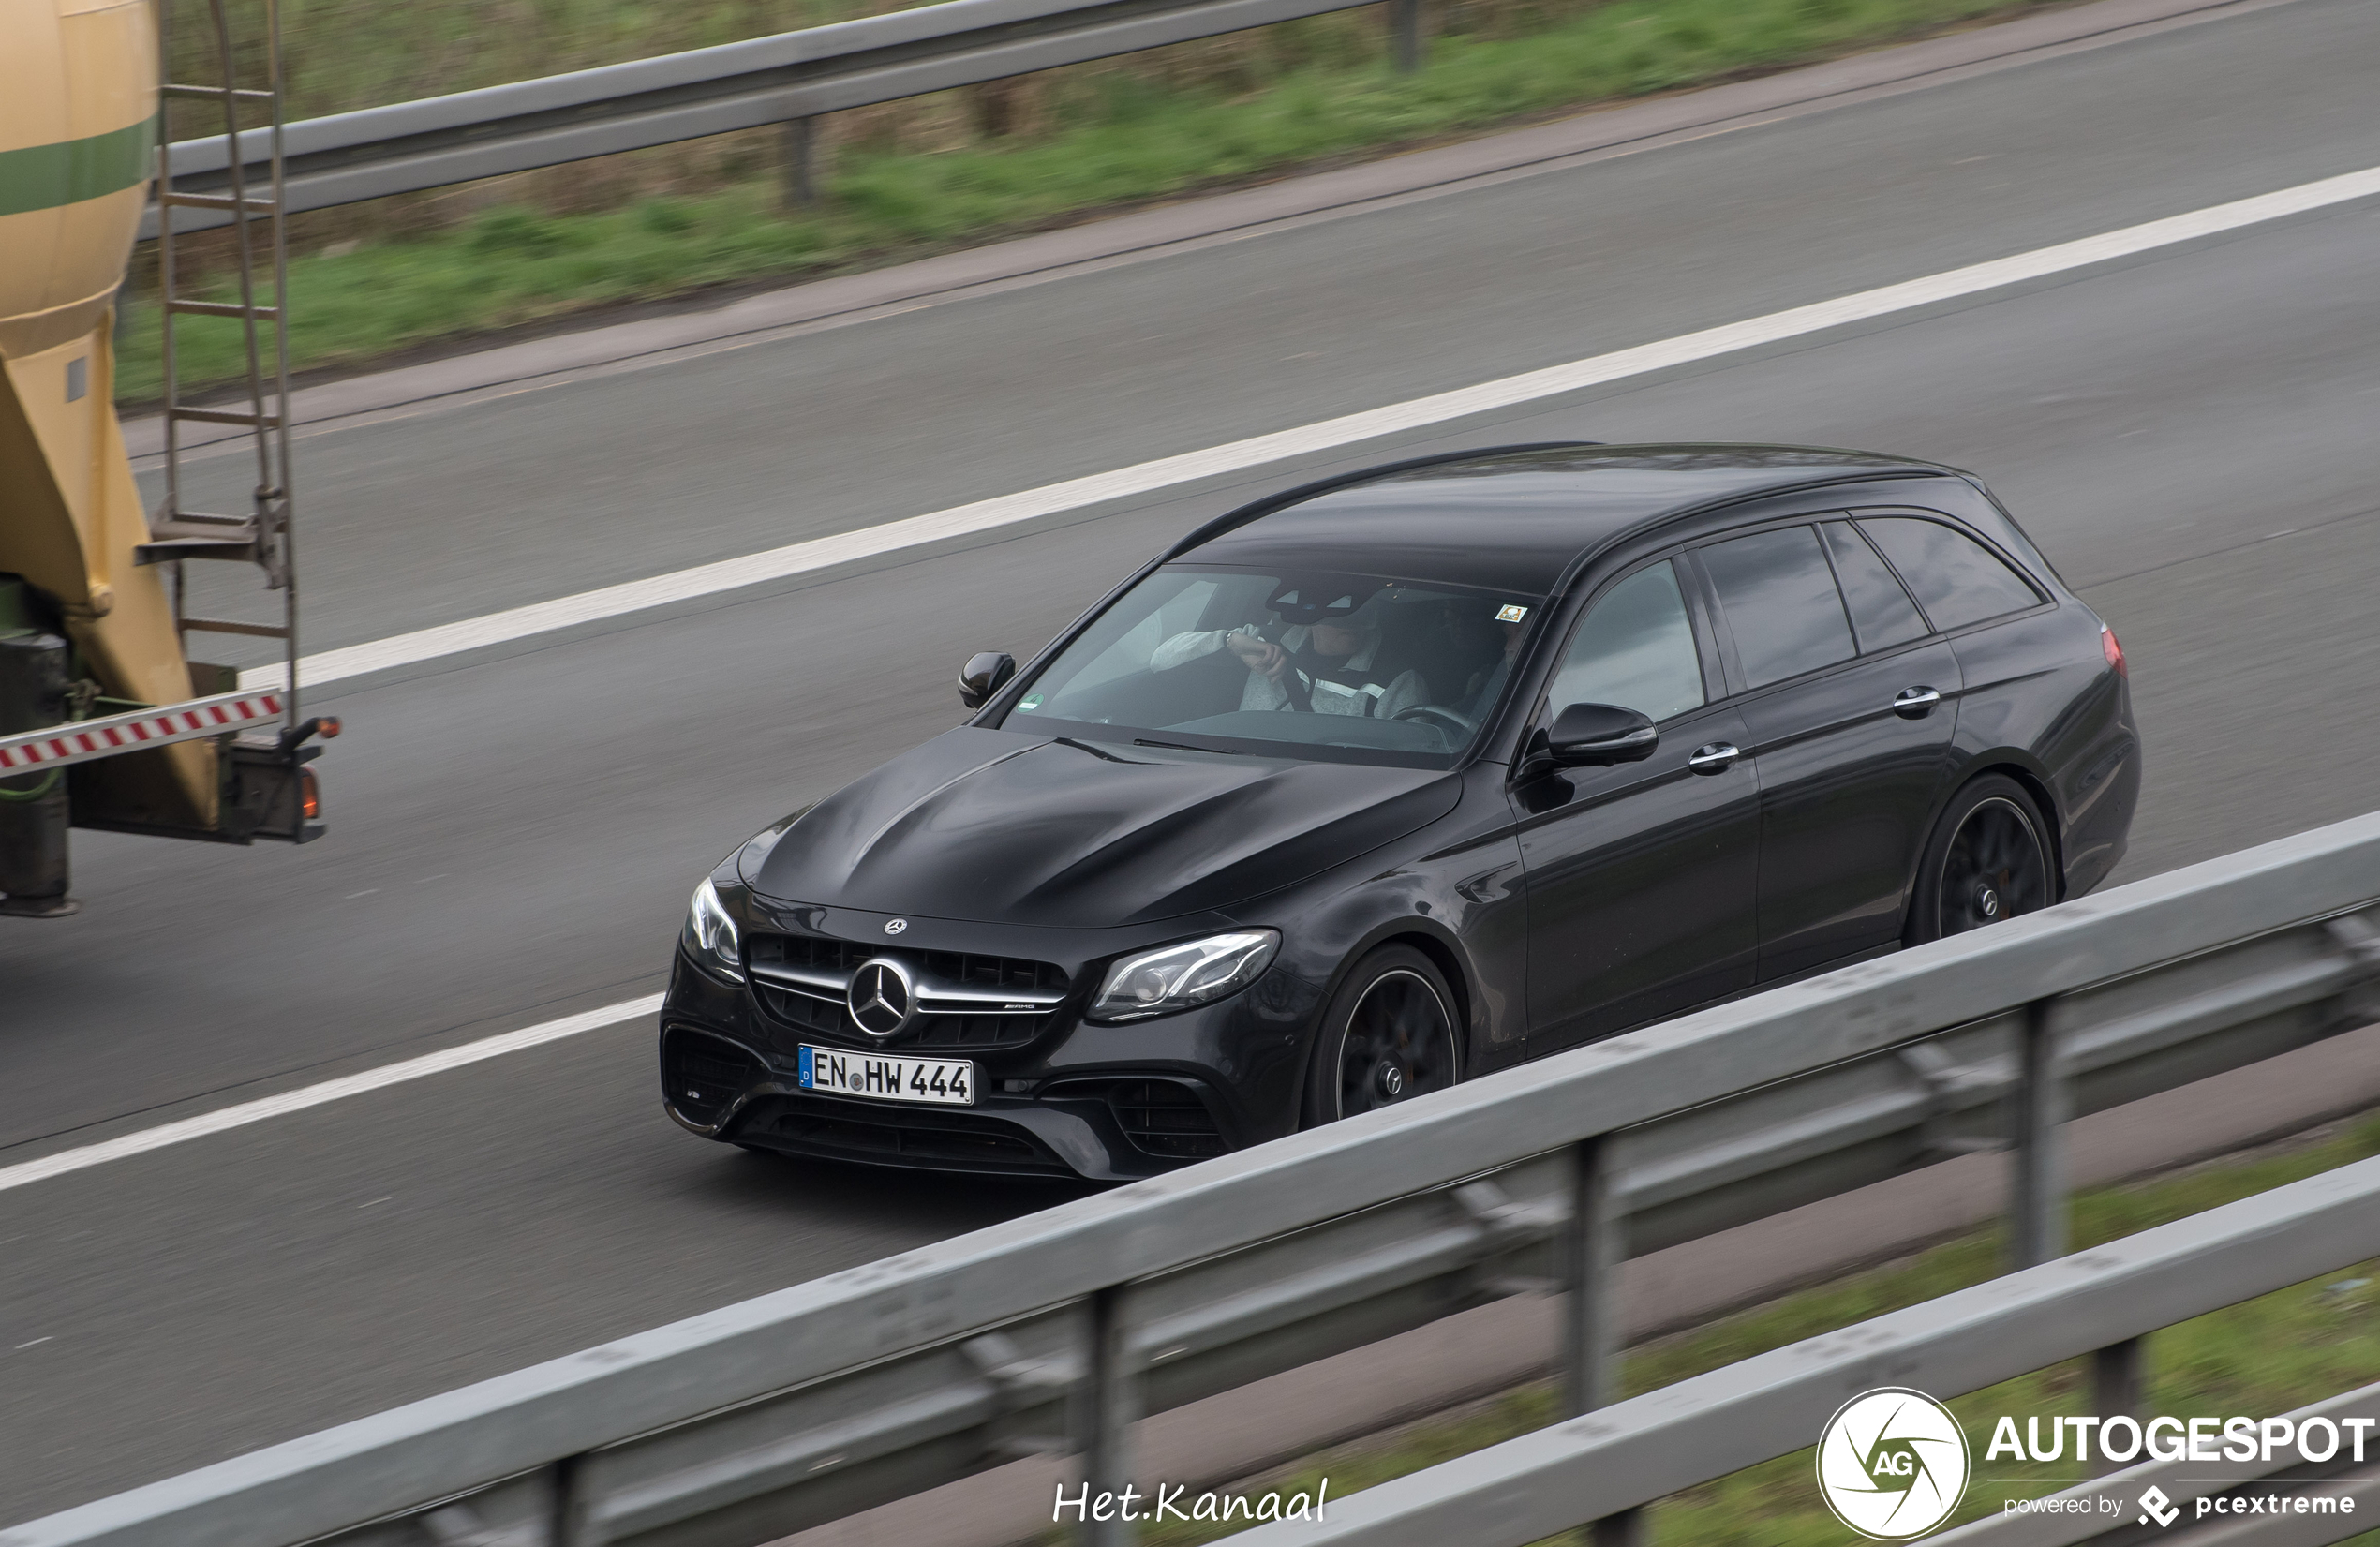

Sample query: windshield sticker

[1495,603,1529,622]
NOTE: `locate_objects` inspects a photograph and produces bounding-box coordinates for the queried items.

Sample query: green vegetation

[1063,1115,2380,1545]
[126,0,2065,402]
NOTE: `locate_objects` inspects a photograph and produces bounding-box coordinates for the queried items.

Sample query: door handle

[1892,686,1942,719]
[1688,742,1740,775]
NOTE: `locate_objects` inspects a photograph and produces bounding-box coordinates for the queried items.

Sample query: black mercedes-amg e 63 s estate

[661,444,2139,1180]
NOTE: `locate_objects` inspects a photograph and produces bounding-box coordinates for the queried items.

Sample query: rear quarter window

[1820,521,1929,652]
[1858,516,2044,632]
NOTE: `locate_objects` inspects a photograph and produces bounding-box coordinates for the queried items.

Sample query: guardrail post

[1560,1133,1621,1417]
[2010,998,2066,1270]
[2092,1337,2146,1473]
[1592,1510,1647,1546]
[1390,0,1423,72]
[1083,1283,1140,1547]
[546,1452,589,1547]
[1565,1136,1637,1543]
[783,116,820,207]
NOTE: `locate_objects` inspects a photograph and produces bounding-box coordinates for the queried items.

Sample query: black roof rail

[1156,441,1606,562]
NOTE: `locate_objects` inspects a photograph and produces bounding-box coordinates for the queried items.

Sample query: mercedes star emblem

[847,957,916,1039]
[884,918,908,934]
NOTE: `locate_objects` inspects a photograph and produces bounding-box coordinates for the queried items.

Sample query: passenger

[1153,596,1427,720]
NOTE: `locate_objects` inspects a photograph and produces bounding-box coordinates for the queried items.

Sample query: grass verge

[1057,1113,2380,1546]
[124,0,2066,404]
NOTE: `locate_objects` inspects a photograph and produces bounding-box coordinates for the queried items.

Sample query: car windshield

[998,566,1543,766]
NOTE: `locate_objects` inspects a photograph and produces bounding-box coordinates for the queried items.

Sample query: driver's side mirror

[1547,702,1658,766]
[959,651,1017,710]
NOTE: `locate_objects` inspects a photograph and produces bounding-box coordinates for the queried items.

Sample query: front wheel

[1906,774,2054,945]
[1302,945,1462,1124]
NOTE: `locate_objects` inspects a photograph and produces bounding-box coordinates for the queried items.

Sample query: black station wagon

[662,445,2139,1179]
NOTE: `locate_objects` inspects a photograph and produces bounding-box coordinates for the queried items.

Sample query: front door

[1518,558,1762,1053]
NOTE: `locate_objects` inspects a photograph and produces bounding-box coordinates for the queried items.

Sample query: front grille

[754,983,844,1036]
[746,933,1072,1052]
[898,1010,1048,1051]
[662,1027,764,1124]
[746,1093,1071,1176]
[750,933,870,975]
[919,951,1069,997]
[1046,1078,1229,1161]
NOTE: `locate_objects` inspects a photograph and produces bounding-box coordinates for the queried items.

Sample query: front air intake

[662,1027,763,1125]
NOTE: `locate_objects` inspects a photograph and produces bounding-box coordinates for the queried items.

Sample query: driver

[1153,594,1427,720]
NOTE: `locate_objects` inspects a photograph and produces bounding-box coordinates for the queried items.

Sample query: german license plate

[799,1045,975,1107]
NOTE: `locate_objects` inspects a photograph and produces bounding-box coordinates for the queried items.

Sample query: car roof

[1177,444,1958,594]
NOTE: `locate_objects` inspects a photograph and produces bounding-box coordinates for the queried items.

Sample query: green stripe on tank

[0,117,155,219]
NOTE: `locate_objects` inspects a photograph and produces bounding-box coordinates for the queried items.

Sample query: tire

[1906,774,2055,945]
[1302,945,1463,1125]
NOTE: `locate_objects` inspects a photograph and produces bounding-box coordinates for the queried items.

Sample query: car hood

[746,728,1461,927]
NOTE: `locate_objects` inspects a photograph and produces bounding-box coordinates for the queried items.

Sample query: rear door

[1516,557,1761,1053]
[1691,520,1962,980]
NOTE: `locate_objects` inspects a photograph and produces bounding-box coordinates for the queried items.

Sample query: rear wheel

[1907,774,2054,945]
[1302,945,1462,1124]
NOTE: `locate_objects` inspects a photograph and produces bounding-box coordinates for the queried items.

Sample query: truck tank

[1,0,212,829]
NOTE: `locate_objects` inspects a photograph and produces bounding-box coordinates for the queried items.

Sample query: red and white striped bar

[0,689,286,775]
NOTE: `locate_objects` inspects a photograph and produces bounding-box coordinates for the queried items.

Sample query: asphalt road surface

[5,0,2380,1521]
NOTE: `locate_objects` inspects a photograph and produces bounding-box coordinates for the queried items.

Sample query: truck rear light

[300,766,320,821]
[2101,625,2126,679]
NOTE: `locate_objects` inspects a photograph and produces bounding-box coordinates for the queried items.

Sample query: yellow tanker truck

[1,0,330,917]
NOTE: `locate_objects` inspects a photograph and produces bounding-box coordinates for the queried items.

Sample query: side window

[1699,525,1856,690]
[1546,560,1705,724]
[1858,516,2043,632]
[1820,521,1929,652]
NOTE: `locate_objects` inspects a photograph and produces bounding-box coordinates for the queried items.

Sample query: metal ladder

[138,0,298,732]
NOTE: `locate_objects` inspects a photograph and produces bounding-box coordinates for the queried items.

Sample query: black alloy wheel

[1908,774,2054,945]
[1303,945,1461,1123]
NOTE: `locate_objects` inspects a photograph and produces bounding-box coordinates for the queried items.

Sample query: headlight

[682,878,745,983]
[1089,930,1278,1023]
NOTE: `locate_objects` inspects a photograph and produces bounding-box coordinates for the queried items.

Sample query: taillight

[300,766,321,821]
[2101,625,2126,679]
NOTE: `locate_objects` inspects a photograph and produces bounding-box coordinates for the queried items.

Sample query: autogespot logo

[1817,1389,1972,1540]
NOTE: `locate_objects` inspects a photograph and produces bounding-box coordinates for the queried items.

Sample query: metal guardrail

[145,0,1426,238]
[10,809,2380,1547]
[1234,1157,2380,1547]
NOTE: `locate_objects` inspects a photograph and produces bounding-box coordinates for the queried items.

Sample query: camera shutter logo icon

[1815,1388,1971,1540]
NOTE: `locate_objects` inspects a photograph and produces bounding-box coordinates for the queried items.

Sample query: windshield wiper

[1133,736,1242,755]
[1050,736,1147,763]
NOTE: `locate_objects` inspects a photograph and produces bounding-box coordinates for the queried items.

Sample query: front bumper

[659,933,1321,1182]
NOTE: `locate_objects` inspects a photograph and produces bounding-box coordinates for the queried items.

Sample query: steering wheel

[1392,703,1478,738]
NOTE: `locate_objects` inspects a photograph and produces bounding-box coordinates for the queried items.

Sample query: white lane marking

[242,163,2380,697]
[0,995,662,1197]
